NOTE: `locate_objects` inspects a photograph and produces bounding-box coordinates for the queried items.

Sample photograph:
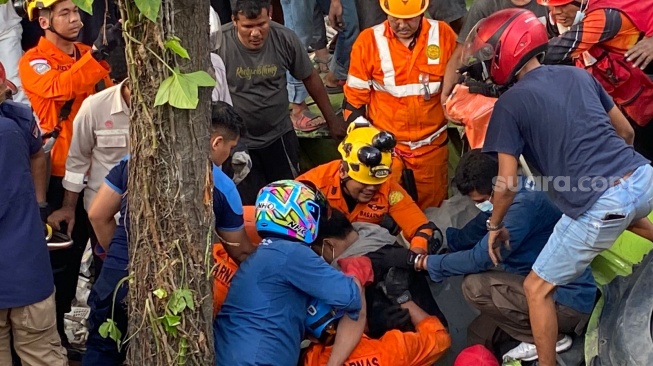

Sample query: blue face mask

[475,200,493,213]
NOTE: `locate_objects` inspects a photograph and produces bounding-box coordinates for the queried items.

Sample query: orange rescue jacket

[303,316,450,366]
[297,160,431,251]
[19,37,112,177]
[212,243,239,317]
[344,18,456,144]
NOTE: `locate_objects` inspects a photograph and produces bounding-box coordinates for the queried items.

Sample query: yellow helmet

[338,117,396,186]
[380,0,429,18]
[25,0,61,21]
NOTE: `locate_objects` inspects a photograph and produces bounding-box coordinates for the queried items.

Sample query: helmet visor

[461,20,496,67]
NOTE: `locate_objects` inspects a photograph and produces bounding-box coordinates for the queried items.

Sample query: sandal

[292,110,327,132]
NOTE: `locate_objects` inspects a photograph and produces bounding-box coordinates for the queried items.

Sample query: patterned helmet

[305,298,344,345]
[255,180,330,245]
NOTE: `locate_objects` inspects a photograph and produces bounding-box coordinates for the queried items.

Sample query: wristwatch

[486,219,504,231]
[396,292,411,305]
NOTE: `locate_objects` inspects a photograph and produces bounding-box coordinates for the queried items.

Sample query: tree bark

[120,0,214,364]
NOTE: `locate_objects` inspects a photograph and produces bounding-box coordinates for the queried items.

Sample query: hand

[383,304,412,330]
[488,226,510,266]
[328,0,344,31]
[625,36,653,70]
[337,256,374,286]
[383,267,412,304]
[327,115,347,141]
[93,22,123,56]
[465,78,501,98]
[365,244,419,277]
[47,207,75,237]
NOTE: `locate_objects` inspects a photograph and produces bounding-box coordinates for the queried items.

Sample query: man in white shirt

[0,3,29,105]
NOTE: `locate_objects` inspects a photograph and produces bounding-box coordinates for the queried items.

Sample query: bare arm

[325,281,366,366]
[303,70,347,140]
[441,44,464,107]
[218,229,256,264]
[88,183,121,251]
[488,153,519,265]
[30,148,47,204]
[607,105,634,145]
[401,300,429,326]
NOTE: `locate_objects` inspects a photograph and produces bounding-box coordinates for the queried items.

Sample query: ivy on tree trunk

[118,0,215,364]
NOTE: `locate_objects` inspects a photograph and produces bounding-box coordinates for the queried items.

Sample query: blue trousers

[82,267,128,366]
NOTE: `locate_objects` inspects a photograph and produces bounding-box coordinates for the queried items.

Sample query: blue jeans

[533,164,653,286]
[281,0,327,103]
[82,268,129,366]
[281,0,359,102]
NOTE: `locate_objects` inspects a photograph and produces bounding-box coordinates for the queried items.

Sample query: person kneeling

[412,150,597,362]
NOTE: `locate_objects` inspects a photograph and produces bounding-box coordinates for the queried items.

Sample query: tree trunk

[119,0,214,364]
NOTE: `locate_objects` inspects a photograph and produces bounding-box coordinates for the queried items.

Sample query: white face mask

[475,200,494,213]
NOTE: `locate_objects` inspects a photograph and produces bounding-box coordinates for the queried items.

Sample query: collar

[382,17,430,41]
[37,36,87,61]
[110,80,130,115]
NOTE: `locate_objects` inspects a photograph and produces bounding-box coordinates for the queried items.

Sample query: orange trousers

[391,142,448,210]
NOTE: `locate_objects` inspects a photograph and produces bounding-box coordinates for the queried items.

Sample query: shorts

[533,164,653,286]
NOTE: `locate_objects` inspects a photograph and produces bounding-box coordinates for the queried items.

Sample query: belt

[398,124,448,150]
[612,170,633,186]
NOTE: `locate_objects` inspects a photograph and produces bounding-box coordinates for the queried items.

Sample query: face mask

[572,10,585,25]
[475,200,494,213]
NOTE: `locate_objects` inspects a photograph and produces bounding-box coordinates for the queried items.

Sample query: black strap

[42,98,75,140]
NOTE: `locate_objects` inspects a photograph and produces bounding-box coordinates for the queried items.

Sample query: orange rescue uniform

[344,18,457,209]
[297,160,432,252]
[19,37,112,177]
[212,243,239,317]
[303,316,450,366]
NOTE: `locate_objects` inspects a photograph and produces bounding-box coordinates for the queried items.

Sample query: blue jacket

[427,182,597,314]
[215,237,361,366]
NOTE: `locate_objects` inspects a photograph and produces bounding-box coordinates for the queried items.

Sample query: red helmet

[461,9,548,86]
[0,62,18,95]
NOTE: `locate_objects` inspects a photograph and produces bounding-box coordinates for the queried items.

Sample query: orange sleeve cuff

[410,236,428,252]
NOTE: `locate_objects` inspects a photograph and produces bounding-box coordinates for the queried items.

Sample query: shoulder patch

[31,121,41,138]
[388,191,404,206]
[29,59,51,75]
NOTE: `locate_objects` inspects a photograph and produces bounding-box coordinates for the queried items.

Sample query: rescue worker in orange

[540,0,653,161]
[17,0,121,347]
[297,119,438,254]
[343,0,457,210]
[302,268,450,366]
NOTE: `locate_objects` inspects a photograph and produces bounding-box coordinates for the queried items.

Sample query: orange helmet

[380,0,429,19]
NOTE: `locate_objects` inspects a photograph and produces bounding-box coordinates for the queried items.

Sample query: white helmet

[210,7,222,51]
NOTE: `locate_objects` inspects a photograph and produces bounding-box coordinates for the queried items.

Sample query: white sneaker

[503,335,573,362]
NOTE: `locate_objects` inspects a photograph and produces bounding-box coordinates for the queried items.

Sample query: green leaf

[0,0,9,5]
[134,0,161,22]
[168,73,198,109]
[154,74,175,107]
[164,38,190,59]
[163,314,182,327]
[167,290,188,315]
[179,289,195,311]
[71,0,94,15]
[99,319,122,346]
[153,288,168,299]
[184,71,216,87]
[98,321,111,338]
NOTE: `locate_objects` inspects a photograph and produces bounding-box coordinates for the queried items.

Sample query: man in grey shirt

[440,0,548,107]
[218,0,346,204]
